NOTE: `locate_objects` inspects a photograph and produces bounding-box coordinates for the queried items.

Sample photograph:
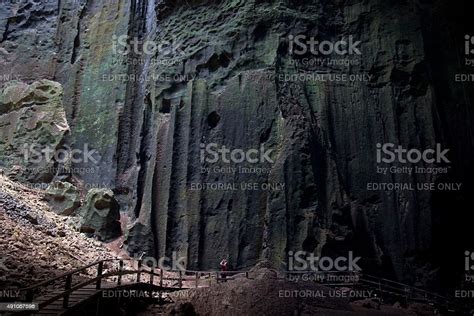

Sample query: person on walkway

[220,259,228,282]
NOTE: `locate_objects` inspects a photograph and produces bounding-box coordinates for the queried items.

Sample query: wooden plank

[33,272,212,314]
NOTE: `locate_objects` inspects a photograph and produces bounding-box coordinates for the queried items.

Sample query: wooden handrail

[23,259,118,291]
[17,258,472,314]
[41,277,97,309]
[36,269,192,309]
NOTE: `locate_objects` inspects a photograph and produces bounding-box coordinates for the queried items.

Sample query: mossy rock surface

[0,80,69,182]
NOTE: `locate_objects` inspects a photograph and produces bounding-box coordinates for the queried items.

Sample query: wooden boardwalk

[15,259,211,315]
[8,259,470,315]
[33,283,117,315]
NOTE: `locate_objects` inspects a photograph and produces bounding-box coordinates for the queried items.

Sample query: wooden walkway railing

[17,259,250,313]
[12,260,473,315]
[285,271,473,314]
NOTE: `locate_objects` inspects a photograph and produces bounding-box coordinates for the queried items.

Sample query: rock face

[0,80,69,182]
[45,181,81,216]
[0,175,127,288]
[0,0,473,289]
[78,189,121,241]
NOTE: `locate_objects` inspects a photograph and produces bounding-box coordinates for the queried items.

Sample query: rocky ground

[139,270,436,316]
[0,173,129,289]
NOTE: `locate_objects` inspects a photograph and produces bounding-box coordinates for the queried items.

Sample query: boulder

[78,189,121,241]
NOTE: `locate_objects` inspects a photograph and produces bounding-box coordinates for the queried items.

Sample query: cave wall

[0,0,473,287]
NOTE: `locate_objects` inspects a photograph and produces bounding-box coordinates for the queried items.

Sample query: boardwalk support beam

[63,275,72,308]
[96,261,103,289]
[117,260,123,285]
[137,260,142,283]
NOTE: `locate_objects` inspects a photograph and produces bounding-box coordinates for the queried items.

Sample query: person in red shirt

[220,259,228,282]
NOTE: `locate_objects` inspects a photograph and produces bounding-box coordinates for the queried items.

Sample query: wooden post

[159,269,164,302]
[178,270,183,288]
[209,272,212,287]
[63,275,72,308]
[137,260,142,283]
[149,267,154,301]
[96,261,103,289]
[195,272,199,288]
[117,260,123,285]
[160,269,163,288]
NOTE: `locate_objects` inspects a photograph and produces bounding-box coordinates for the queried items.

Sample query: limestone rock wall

[0,0,473,287]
